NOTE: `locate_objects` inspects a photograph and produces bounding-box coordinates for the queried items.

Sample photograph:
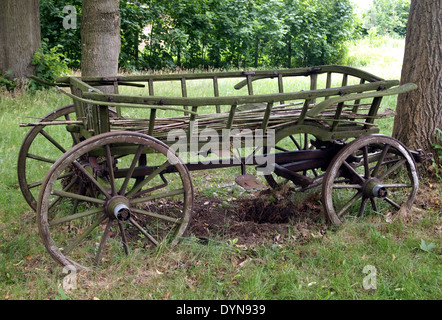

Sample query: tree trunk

[0,0,41,82]
[393,0,442,166]
[81,0,120,92]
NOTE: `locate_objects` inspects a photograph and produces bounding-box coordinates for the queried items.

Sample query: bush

[28,40,71,91]
[0,70,18,92]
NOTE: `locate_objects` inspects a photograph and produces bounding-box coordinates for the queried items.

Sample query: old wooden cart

[19,65,426,269]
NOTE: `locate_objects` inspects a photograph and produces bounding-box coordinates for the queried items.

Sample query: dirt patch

[188,187,327,246]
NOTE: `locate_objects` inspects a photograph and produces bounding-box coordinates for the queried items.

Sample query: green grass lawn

[0,36,440,301]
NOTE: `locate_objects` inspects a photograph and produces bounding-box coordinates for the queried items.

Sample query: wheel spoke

[105,145,117,196]
[382,183,413,188]
[130,188,185,205]
[371,144,390,177]
[118,220,130,255]
[27,153,57,164]
[275,146,290,152]
[130,207,181,224]
[128,217,158,246]
[49,207,104,226]
[370,198,378,212]
[95,218,114,264]
[63,215,106,255]
[48,176,80,211]
[51,189,106,205]
[119,145,144,195]
[362,146,370,178]
[332,184,362,189]
[28,171,75,190]
[73,160,111,200]
[39,129,67,153]
[358,197,368,217]
[126,161,170,198]
[384,197,401,210]
[289,135,301,150]
[337,191,363,217]
[378,158,406,181]
[342,161,365,183]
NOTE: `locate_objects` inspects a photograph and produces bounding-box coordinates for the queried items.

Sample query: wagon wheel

[263,131,325,189]
[37,131,193,270]
[17,105,80,211]
[322,135,418,226]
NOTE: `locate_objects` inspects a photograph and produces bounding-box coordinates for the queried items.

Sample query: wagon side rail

[74,79,412,141]
[24,66,418,145]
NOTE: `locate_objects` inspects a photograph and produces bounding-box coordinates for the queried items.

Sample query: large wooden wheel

[37,131,193,270]
[322,135,418,226]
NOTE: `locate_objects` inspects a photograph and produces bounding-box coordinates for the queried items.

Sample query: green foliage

[40,0,82,69]
[119,2,152,70]
[29,39,71,91]
[39,0,357,71]
[362,0,410,37]
[0,70,18,92]
[420,239,436,253]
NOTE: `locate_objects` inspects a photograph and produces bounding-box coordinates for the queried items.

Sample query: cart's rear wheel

[322,135,418,226]
[17,105,80,211]
[37,131,193,270]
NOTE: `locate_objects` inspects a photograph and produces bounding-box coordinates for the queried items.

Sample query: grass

[0,36,441,301]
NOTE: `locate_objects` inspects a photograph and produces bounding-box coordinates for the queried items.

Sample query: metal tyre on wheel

[322,135,418,226]
[37,131,193,270]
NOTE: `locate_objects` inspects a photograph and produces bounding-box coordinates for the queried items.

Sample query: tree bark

[81,0,120,91]
[393,0,442,164]
[0,0,41,81]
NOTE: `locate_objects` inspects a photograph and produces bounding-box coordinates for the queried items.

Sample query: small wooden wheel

[37,131,193,269]
[322,135,418,226]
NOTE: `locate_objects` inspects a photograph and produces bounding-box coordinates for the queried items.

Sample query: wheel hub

[363,178,387,198]
[105,196,131,221]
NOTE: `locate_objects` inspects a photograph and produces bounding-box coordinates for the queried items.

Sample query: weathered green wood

[80,80,400,108]
[148,108,156,136]
[247,74,254,95]
[47,67,418,150]
[148,79,154,96]
[55,65,384,87]
[278,73,284,105]
[306,83,417,117]
[113,80,121,117]
[181,77,189,111]
[310,73,318,104]
[260,102,273,131]
[233,65,384,90]
[226,104,237,129]
[365,97,383,129]
[324,72,332,101]
[297,99,311,126]
[56,86,198,115]
[331,102,345,132]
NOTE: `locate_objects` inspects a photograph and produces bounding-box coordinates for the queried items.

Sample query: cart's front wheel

[37,131,193,270]
[322,135,418,226]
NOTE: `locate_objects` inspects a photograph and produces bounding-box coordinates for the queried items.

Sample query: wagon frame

[19,65,428,269]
